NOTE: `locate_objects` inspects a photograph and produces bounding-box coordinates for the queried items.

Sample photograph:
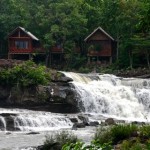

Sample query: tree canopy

[0,0,149,69]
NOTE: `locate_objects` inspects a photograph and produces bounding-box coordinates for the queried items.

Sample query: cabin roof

[84,27,114,42]
[8,26,39,41]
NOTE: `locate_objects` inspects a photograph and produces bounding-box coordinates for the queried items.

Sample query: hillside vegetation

[0,0,149,69]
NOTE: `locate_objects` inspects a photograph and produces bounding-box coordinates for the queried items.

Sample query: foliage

[94,126,113,144]
[78,67,91,73]
[0,0,150,69]
[0,61,51,87]
[121,140,147,150]
[42,131,78,150]
[94,124,138,144]
[139,125,150,138]
[62,140,112,150]
[111,124,138,144]
[42,124,150,150]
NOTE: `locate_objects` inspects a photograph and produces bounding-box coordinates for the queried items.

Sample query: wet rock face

[0,72,79,113]
[5,116,15,131]
[0,114,19,131]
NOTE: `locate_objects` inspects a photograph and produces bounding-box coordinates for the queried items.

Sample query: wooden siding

[8,27,44,55]
[86,30,110,41]
[87,40,112,56]
[51,46,63,53]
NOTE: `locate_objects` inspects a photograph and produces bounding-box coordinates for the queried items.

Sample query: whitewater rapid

[63,72,150,122]
[0,72,150,149]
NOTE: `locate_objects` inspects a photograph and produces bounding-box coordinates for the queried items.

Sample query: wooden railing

[51,47,63,53]
[9,47,45,53]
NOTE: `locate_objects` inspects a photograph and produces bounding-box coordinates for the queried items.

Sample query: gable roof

[8,26,39,41]
[84,27,114,42]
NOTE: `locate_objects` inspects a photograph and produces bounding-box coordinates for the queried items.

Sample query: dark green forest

[0,0,149,69]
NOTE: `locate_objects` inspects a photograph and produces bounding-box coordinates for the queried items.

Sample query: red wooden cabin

[8,27,44,59]
[84,27,116,65]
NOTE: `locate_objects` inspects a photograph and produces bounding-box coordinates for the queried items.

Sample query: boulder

[70,118,78,123]
[1,113,17,117]
[105,118,116,125]
[5,116,15,131]
[78,115,89,126]
[131,121,145,125]
[89,121,99,126]
[51,71,73,83]
[72,123,86,128]
[5,132,11,135]
[26,132,40,135]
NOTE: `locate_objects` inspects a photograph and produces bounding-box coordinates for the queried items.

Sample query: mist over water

[63,72,150,122]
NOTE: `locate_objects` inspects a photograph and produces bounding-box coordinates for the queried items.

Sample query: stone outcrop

[0,72,78,113]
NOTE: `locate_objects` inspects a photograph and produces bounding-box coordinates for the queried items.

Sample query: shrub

[111,124,138,144]
[94,124,138,145]
[121,140,146,150]
[0,60,51,87]
[62,140,112,150]
[42,131,78,150]
[139,125,150,138]
[94,126,113,144]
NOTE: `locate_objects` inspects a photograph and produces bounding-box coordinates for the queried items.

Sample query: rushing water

[63,72,150,122]
[0,72,150,149]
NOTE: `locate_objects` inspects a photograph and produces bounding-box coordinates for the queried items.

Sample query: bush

[111,124,138,144]
[94,126,113,144]
[94,124,138,145]
[121,140,146,150]
[0,60,51,87]
[62,140,112,150]
[139,125,150,138]
[42,131,78,150]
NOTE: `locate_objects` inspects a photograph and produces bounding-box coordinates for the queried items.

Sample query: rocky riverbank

[0,72,78,113]
[116,67,150,78]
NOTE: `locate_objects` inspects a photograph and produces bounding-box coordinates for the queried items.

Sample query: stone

[70,118,78,123]
[105,118,115,125]
[78,115,89,126]
[72,123,86,128]
[1,113,17,117]
[89,121,99,126]
[26,132,40,135]
[5,116,15,131]
[132,121,145,125]
[5,132,11,135]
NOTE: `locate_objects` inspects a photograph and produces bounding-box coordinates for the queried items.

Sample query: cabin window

[15,41,28,49]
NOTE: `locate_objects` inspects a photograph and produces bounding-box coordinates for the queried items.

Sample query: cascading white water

[14,113,72,131]
[0,109,73,131]
[63,72,150,122]
[0,116,6,131]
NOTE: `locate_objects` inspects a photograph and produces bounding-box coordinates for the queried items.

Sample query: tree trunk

[146,50,150,69]
[129,49,133,69]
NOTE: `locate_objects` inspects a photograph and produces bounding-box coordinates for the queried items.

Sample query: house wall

[8,29,43,54]
[86,30,113,57]
[88,30,110,41]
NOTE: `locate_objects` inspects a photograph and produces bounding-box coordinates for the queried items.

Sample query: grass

[42,124,150,150]
[41,131,78,150]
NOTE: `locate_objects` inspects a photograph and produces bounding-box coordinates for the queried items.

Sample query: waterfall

[63,72,150,122]
[14,113,72,131]
[0,116,6,131]
[0,109,73,131]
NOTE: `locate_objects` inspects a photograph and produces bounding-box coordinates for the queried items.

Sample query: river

[0,73,150,149]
